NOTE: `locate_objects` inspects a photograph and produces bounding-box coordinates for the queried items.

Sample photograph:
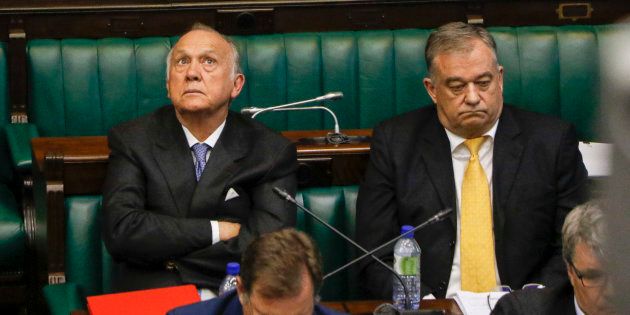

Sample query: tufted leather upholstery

[24,25,624,143]
[296,186,359,301]
[43,186,359,314]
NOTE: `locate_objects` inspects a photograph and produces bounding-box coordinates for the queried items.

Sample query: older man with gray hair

[102,22,297,296]
[356,21,588,299]
[492,201,617,315]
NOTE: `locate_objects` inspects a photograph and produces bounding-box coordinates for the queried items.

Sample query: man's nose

[185,61,201,81]
[464,83,481,105]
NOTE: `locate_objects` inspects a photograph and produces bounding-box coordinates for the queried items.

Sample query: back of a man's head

[562,201,607,264]
[239,228,323,300]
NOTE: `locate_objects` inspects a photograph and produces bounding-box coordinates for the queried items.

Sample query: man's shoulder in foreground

[167,290,240,315]
[492,282,576,315]
[167,290,348,315]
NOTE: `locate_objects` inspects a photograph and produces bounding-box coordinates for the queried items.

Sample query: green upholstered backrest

[64,187,358,301]
[64,196,112,299]
[26,25,625,141]
[296,186,358,301]
[0,42,11,184]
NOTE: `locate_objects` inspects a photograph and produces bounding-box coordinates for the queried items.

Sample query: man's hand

[218,221,241,241]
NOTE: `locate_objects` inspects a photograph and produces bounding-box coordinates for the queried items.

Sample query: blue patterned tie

[192,143,210,181]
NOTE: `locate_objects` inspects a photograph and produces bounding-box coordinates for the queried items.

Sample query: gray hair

[425,22,499,78]
[165,22,242,81]
[562,201,607,264]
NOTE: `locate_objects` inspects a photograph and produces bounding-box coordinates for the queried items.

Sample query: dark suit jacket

[167,290,347,315]
[102,105,298,292]
[491,282,576,315]
[356,105,588,298]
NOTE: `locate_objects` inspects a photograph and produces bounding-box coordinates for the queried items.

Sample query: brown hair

[425,22,498,77]
[240,228,323,299]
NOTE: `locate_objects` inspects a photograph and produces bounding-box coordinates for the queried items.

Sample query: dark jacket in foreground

[102,105,298,292]
[167,290,347,315]
[491,281,576,315]
[356,105,588,298]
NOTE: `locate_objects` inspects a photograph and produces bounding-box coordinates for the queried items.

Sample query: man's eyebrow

[475,72,494,80]
[172,48,217,56]
[444,72,494,85]
[444,77,465,85]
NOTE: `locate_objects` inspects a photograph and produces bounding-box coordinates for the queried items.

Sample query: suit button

[449,241,455,247]
[165,261,178,272]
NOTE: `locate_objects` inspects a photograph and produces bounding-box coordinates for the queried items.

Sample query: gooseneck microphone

[325,208,453,280]
[273,187,453,312]
[240,91,343,118]
[241,92,348,144]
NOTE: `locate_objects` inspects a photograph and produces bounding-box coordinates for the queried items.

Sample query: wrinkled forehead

[172,29,231,56]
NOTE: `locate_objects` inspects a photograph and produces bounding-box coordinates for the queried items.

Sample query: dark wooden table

[31,129,372,194]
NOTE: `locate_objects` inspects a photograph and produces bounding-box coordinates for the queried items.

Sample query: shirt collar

[574,296,585,315]
[444,119,499,153]
[182,119,226,148]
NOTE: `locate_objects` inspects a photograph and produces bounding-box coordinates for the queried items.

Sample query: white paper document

[453,291,508,315]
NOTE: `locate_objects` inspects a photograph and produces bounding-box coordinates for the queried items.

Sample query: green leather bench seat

[43,186,359,314]
[0,41,26,291]
[8,25,624,172]
[0,185,24,274]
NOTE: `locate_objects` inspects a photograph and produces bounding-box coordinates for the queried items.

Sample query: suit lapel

[419,112,457,227]
[492,106,524,275]
[189,112,249,218]
[152,106,197,216]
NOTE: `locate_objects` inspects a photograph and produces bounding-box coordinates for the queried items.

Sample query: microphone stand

[241,92,348,144]
[273,187,452,311]
[261,106,349,144]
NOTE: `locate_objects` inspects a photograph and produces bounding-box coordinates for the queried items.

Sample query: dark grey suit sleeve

[491,292,526,315]
[102,129,216,265]
[103,124,297,272]
[356,124,433,299]
[177,142,298,268]
[535,124,588,285]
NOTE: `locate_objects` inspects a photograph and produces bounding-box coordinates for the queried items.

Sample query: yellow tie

[460,137,497,292]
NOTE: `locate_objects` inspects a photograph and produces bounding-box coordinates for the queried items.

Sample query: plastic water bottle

[392,225,421,310]
[218,262,240,296]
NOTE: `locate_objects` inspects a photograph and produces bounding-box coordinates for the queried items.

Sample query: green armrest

[5,123,39,172]
[43,282,85,315]
[0,184,24,270]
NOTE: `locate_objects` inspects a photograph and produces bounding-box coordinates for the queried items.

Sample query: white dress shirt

[444,119,501,297]
[182,120,226,245]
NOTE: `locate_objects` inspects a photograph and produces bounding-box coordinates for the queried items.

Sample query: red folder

[87,284,201,315]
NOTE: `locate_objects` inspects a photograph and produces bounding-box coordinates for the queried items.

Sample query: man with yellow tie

[356,22,588,299]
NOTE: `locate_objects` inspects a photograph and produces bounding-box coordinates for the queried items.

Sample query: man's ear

[497,65,504,93]
[236,276,247,303]
[230,74,245,99]
[423,77,438,104]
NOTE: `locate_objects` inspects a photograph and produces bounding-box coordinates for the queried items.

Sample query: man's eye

[202,58,215,65]
[176,58,189,65]
[477,80,491,88]
[449,85,465,93]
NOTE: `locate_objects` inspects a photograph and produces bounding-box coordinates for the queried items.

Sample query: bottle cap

[400,225,414,238]
[226,262,240,275]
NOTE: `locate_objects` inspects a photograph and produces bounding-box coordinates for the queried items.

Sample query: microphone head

[272,187,292,201]
[240,107,260,116]
[435,208,453,221]
[323,91,344,100]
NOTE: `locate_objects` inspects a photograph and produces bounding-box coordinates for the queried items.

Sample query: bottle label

[394,255,419,276]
